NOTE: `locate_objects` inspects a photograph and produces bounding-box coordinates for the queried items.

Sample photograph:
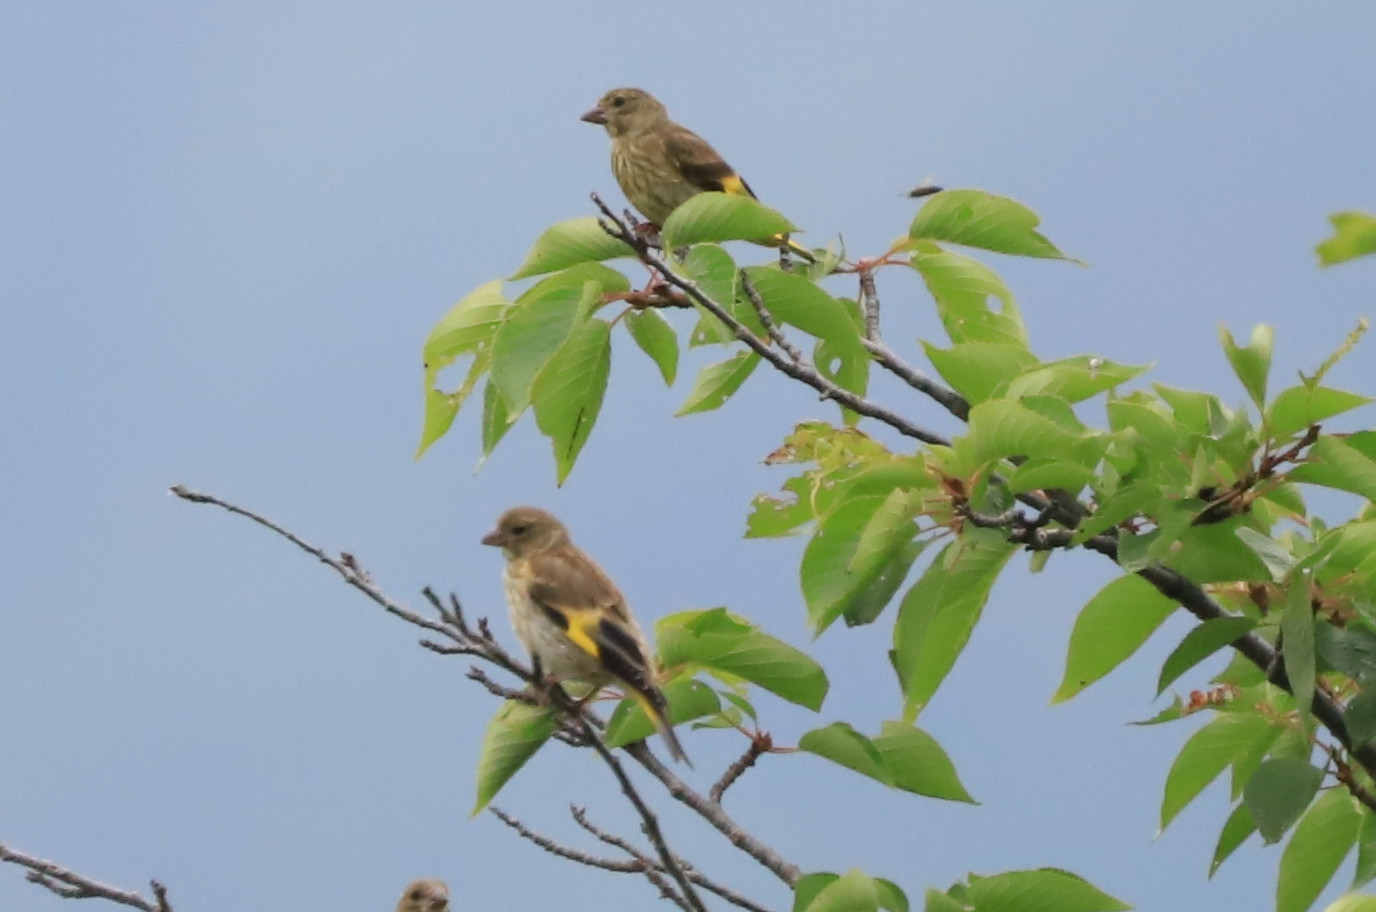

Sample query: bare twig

[711,734,771,804]
[625,742,802,886]
[860,338,970,421]
[572,808,776,912]
[1326,744,1376,814]
[738,272,806,364]
[490,807,644,873]
[858,267,880,341]
[572,717,708,912]
[0,845,171,912]
[569,808,689,911]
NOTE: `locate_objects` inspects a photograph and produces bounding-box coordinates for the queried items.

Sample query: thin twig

[489,807,643,873]
[625,742,803,886]
[0,845,171,912]
[711,734,771,804]
[572,717,709,912]
[860,338,970,421]
[570,808,689,911]
[572,808,776,912]
[1326,744,1376,814]
[858,267,880,341]
[169,486,458,643]
[738,272,806,364]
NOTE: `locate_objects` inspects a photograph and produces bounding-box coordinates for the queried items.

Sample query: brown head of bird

[480,506,570,559]
[396,879,449,912]
[580,87,669,138]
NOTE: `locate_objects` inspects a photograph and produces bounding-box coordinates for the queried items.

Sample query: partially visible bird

[482,506,690,765]
[396,879,449,912]
[582,87,814,262]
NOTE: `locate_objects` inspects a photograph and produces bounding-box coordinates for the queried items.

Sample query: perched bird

[482,506,690,765]
[395,879,449,912]
[581,87,814,262]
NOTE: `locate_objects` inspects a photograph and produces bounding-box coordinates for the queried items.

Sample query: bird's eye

[409,890,422,901]
[512,524,527,535]
[611,95,625,107]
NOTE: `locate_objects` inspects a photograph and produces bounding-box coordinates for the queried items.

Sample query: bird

[395,879,450,912]
[482,506,691,765]
[581,87,814,262]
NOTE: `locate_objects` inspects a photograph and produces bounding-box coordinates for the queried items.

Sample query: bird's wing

[526,547,655,690]
[664,126,758,199]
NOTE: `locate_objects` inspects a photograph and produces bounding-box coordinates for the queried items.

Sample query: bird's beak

[481,529,504,547]
[580,105,607,125]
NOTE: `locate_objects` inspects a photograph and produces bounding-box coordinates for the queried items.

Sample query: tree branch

[173,485,802,898]
[0,845,171,911]
[592,196,950,448]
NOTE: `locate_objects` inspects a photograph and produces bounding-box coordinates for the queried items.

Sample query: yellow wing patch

[719,173,750,196]
[560,606,604,660]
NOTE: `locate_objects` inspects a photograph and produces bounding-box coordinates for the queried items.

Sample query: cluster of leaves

[421,188,1376,912]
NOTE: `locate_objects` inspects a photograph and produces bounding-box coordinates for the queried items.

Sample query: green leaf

[1054,575,1178,703]
[964,868,1130,912]
[1323,895,1376,912]
[874,720,976,803]
[418,281,511,456]
[661,192,798,250]
[1281,572,1317,728]
[1004,356,1152,404]
[1210,802,1257,877]
[802,488,924,633]
[794,874,839,912]
[1243,757,1324,844]
[966,400,1098,468]
[909,190,1072,259]
[1005,457,1096,495]
[910,244,1028,346]
[479,376,514,457]
[423,280,511,363]
[799,722,892,785]
[509,217,635,279]
[657,608,828,710]
[1267,385,1373,440]
[923,342,1039,405]
[741,266,858,347]
[1220,324,1273,410]
[1157,617,1258,695]
[894,538,1016,718]
[680,244,745,346]
[1235,527,1298,581]
[676,350,761,415]
[1352,811,1376,889]
[795,869,884,912]
[603,679,720,748]
[1289,435,1376,501]
[1317,211,1376,266]
[623,308,679,385]
[472,700,557,814]
[531,318,612,484]
[1160,713,1272,831]
[489,277,586,413]
[1277,788,1362,912]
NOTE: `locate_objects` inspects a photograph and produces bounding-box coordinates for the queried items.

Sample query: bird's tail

[632,687,692,767]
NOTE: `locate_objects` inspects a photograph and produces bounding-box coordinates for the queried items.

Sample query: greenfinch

[482,506,690,765]
[582,87,814,262]
[395,880,449,912]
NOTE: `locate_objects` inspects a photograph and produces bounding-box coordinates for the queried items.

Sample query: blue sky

[2,3,1373,911]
